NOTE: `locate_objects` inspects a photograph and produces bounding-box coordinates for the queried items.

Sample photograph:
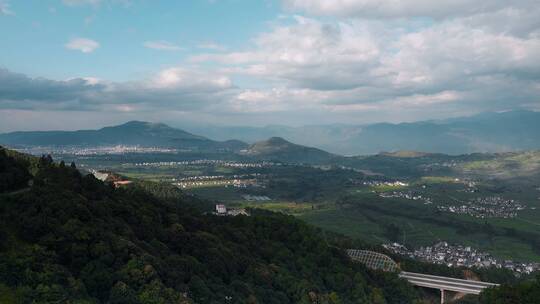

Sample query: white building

[215,204,227,215]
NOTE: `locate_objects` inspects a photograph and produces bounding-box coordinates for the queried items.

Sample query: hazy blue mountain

[240,136,337,164]
[2,111,539,156]
[182,111,540,155]
[0,121,248,152]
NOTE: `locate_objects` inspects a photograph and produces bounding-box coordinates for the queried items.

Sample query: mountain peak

[242,136,334,163]
[379,151,434,158]
[122,120,151,126]
[0,121,251,151]
[265,137,290,145]
[116,121,169,129]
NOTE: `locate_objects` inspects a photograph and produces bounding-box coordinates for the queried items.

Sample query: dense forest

[479,276,540,303]
[0,148,32,193]
[0,147,418,303]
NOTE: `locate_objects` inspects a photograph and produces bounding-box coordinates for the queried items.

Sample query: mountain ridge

[0,122,339,163]
[179,110,540,155]
[2,110,540,157]
[0,120,248,152]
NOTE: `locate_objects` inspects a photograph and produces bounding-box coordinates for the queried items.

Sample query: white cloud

[150,67,233,90]
[197,42,227,51]
[232,87,327,113]
[191,9,540,119]
[0,67,235,112]
[62,0,131,7]
[63,0,101,6]
[283,0,537,19]
[144,40,184,51]
[65,38,100,53]
[192,16,381,91]
[0,1,14,15]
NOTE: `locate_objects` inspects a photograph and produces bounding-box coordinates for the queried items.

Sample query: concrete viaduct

[346,249,499,303]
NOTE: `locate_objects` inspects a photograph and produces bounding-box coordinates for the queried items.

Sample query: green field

[301,210,540,262]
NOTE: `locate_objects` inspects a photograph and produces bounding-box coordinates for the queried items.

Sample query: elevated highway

[347,249,499,303]
[399,271,498,303]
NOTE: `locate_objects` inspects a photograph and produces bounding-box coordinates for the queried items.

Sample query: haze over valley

[2,110,540,156]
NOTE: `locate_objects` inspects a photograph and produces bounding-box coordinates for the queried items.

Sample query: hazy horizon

[0,109,535,134]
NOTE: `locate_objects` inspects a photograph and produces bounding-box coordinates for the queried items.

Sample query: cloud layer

[0,68,235,113]
[283,0,539,19]
[1,0,539,129]
[191,10,540,117]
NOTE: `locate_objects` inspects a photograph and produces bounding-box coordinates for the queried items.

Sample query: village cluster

[384,242,540,275]
[375,184,526,218]
[174,177,261,189]
[437,196,526,218]
[19,145,180,156]
[362,180,409,187]
[131,159,281,168]
[419,161,463,172]
[379,191,433,205]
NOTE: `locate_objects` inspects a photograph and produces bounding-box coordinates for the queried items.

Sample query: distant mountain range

[1,111,539,158]
[182,110,540,155]
[0,121,336,163]
[0,121,248,153]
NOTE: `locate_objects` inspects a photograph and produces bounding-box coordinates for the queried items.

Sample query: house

[215,204,227,215]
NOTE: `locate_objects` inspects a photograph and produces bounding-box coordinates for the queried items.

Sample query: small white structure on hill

[214,204,249,216]
[215,204,227,215]
[92,170,110,181]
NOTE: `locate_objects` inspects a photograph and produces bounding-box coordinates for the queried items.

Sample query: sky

[0,0,539,132]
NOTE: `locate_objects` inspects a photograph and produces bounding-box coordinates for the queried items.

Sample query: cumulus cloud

[192,16,381,91]
[65,38,100,53]
[0,68,235,112]
[192,9,540,119]
[144,40,184,51]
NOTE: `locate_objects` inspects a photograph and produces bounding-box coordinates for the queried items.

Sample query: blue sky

[0,0,280,81]
[0,0,539,131]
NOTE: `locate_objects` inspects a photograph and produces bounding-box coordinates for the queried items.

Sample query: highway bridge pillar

[440,289,445,304]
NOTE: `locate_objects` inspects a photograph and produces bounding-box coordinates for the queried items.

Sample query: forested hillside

[478,276,540,304]
[241,137,337,164]
[0,148,33,193]
[0,147,418,304]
